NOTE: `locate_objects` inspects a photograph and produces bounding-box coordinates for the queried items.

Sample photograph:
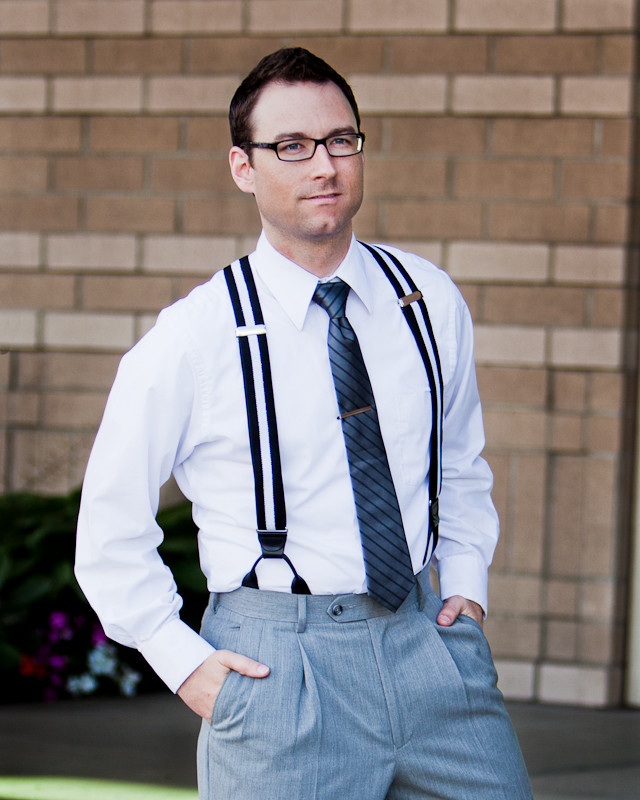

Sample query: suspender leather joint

[257,530,288,557]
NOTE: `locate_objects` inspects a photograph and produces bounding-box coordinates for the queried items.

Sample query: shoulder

[361,242,463,307]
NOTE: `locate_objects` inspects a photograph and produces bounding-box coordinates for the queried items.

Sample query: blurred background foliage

[0,490,206,703]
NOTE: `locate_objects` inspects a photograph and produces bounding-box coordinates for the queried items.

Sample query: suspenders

[223,245,444,593]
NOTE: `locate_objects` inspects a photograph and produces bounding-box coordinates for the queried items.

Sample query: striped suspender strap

[223,256,310,594]
[360,242,444,564]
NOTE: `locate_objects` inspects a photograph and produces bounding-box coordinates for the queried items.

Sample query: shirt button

[332,604,343,616]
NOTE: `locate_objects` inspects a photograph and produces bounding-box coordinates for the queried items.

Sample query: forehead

[250,81,357,139]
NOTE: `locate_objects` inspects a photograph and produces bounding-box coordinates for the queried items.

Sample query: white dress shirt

[75,234,498,692]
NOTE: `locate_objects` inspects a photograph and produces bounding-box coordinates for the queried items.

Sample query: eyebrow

[271,126,358,142]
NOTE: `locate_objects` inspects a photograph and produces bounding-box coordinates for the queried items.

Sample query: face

[229,81,364,268]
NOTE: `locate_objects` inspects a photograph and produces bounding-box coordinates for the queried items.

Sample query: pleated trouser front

[196,569,533,800]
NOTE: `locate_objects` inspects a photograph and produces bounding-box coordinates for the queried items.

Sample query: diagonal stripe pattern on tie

[313,279,415,611]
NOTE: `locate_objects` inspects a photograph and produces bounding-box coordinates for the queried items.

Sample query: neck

[263,230,353,278]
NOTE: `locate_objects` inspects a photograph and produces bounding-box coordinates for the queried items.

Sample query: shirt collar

[251,233,374,330]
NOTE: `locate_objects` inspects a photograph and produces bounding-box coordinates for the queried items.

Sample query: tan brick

[93,39,183,75]
[453,76,554,115]
[183,196,262,235]
[484,408,546,449]
[455,0,556,31]
[0,39,86,74]
[191,36,385,76]
[0,233,40,267]
[0,198,78,231]
[455,159,554,199]
[545,620,578,660]
[350,75,446,114]
[86,198,175,233]
[601,35,635,74]
[591,288,624,328]
[489,202,590,242]
[580,580,617,622]
[0,310,38,347]
[590,373,623,412]
[19,351,119,390]
[594,204,628,245]
[7,390,40,426]
[483,286,585,326]
[48,234,137,271]
[0,77,46,112]
[82,276,173,313]
[147,76,239,113]
[489,574,542,615]
[54,0,145,34]
[389,35,488,74]
[186,118,232,151]
[390,118,486,155]
[366,158,446,198]
[484,617,541,660]
[152,156,234,192]
[550,412,583,452]
[554,246,625,285]
[0,1,48,34]
[549,455,584,575]
[561,77,632,116]
[447,242,549,282]
[563,0,635,31]
[42,391,107,428]
[0,118,81,152]
[552,372,587,412]
[143,235,239,274]
[0,156,47,192]
[90,117,180,153]
[0,274,75,310]
[588,415,621,455]
[11,429,94,494]
[545,578,579,616]
[248,0,343,33]
[492,119,594,156]
[494,36,597,74]
[349,0,447,32]
[600,120,631,157]
[511,454,547,572]
[44,311,135,351]
[551,329,621,369]
[494,661,535,701]
[151,0,243,33]
[477,367,547,407]
[562,162,630,201]
[54,156,145,191]
[53,77,143,113]
[474,325,545,366]
[383,199,483,239]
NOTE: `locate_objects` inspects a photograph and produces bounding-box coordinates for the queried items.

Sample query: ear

[229,146,255,195]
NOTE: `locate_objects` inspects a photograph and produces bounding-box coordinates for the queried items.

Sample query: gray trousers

[197,570,533,800]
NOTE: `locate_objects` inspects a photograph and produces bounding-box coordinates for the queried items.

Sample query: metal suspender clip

[429,498,439,532]
[236,324,267,337]
[398,290,422,307]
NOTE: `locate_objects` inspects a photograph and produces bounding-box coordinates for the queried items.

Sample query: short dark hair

[229,47,361,147]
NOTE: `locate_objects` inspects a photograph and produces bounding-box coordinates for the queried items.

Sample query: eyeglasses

[241,132,365,162]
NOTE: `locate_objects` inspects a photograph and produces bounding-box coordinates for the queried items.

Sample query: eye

[278,139,311,155]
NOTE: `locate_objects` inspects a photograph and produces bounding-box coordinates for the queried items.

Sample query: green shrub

[0,490,206,703]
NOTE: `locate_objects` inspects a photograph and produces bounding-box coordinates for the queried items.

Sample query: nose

[309,141,338,176]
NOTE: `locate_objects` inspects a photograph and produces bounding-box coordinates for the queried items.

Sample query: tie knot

[312,279,350,319]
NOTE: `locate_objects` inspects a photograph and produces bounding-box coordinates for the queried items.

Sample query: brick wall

[0,0,638,706]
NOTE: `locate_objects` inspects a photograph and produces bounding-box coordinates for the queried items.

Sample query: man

[76,48,532,799]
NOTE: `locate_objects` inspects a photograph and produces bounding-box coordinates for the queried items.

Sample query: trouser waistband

[208,566,434,626]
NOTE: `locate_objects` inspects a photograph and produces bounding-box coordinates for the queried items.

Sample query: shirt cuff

[436,554,489,617]
[137,617,215,693]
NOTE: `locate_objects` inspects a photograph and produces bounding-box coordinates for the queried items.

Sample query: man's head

[229,47,361,148]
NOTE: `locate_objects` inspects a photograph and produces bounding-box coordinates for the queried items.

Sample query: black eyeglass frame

[240,132,365,162]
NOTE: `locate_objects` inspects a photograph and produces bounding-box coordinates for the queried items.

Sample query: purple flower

[47,655,67,671]
[91,626,108,648]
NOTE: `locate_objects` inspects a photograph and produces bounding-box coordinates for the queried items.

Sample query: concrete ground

[0,694,638,799]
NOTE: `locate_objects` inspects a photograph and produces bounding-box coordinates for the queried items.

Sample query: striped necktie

[313,279,415,611]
